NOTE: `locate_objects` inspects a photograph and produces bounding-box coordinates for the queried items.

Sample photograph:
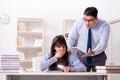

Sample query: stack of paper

[96,65,120,73]
[0,54,20,73]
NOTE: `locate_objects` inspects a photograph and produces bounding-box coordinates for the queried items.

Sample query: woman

[40,35,86,72]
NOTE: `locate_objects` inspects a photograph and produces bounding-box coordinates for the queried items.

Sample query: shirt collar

[91,18,99,29]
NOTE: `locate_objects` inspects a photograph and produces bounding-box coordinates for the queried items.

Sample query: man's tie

[86,28,92,64]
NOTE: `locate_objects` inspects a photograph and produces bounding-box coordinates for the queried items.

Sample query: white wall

[0,0,120,56]
[109,22,120,64]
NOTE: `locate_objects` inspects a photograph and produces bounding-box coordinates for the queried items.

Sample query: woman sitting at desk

[40,35,86,72]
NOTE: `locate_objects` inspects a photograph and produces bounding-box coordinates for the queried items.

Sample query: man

[67,6,110,72]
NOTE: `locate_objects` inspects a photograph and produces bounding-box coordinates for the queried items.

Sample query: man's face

[83,15,97,28]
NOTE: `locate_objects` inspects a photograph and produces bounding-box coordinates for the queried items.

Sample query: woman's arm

[39,52,58,71]
[69,53,87,72]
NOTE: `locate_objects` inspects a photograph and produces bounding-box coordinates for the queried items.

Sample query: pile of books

[0,54,20,73]
[96,65,120,73]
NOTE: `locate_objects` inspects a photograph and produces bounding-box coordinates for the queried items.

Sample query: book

[17,37,24,46]
[34,39,42,47]
[96,65,120,70]
[0,70,19,73]
[18,52,26,60]
[97,69,120,73]
[18,22,26,31]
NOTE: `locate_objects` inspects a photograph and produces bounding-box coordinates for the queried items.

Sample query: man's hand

[82,48,93,58]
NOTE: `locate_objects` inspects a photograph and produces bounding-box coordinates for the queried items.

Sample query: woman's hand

[55,52,64,58]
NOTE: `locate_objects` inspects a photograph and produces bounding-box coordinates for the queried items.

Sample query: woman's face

[54,45,66,56]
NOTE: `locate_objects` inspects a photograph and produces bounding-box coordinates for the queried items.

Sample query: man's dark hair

[84,6,98,18]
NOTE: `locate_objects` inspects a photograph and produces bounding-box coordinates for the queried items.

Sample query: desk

[2,72,109,80]
[1,71,120,80]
